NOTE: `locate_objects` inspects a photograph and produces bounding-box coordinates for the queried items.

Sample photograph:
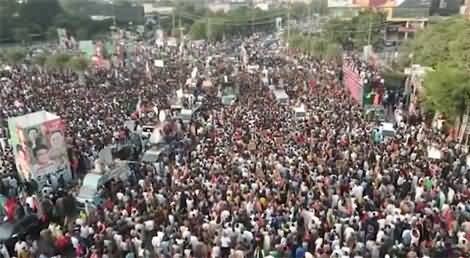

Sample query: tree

[323,10,385,50]
[423,64,470,122]
[18,0,63,30]
[290,2,309,20]
[349,10,385,49]
[3,48,27,65]
[0,0,19,40]
[76,28,89,40]
[33,53,48,67]
[67,56,89,72]
[401,17,470,69]
[46,53,72,71]
[46,26,58,42]
[311,0,328,16]
[190,20,207,40]
[12,27,31,44]
[324,42,343,60]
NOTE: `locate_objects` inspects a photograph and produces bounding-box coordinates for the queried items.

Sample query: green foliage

[323,10,385,49]
[2,48,27,65]
[45,26,58,41]
[401,17,470,69]
[33,53,48,67]
[187,5,286,40]
[67,56,89,72]
[287,32,342,60]
[400,17,470,120]
[12,27,31,44]
[46,53,72,70]
[311,0,328,15]
[423,64,470,120]
[382,70,406,89]
[0,0,112,43]
[19,0,62,29]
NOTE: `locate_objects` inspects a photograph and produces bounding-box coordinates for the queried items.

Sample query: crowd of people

[0,33,469,258]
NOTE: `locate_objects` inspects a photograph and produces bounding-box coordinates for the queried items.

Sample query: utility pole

[367,11,372,46]
[308,0,312,32]
[172,10,176,36]
[287,0,290,48]
[251,0,254,34]
[206,0,210,42]
[178,11,183,39]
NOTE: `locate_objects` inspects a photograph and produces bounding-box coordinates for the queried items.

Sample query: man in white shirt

[0,243,9,258]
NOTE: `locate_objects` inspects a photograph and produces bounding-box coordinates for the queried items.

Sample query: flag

[145,61,151,80]
[136,96,142,115]
[127,96,142,117]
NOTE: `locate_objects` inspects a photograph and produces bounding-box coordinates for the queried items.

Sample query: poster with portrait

[14,128,32,181]
[17,119,71,184]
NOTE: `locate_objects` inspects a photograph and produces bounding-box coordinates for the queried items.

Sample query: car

[379,122,396,139]
[76,162,130,208]
[0,215,42,253]
[293,105,307,121]
[177,109,194,124]
[272,89,289,105]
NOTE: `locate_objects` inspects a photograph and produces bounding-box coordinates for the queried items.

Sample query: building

[85,2,145,24]
[327,0,360,18]
[208,0,250,13]
[430,0,463,15]
[325,0,433,45]
[464,0,470,17]
[143,3,174,16]
[383,18,427,43]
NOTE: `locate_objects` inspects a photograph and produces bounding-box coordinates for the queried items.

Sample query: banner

[57,28,67,48]
[328,0,358,7]
[368,0,431,18]
[9,112,71,185]
[342,61,363,104]
[79,41,94,59]
[154,59,164,67]
[167,37,178,47]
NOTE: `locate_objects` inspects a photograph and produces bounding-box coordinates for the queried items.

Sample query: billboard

[369,0,432,18]
[328,0,359,7]
[329,0,432,18]
[9,112,71,186]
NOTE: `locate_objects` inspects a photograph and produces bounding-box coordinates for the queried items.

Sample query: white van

[379,122,396,139]
[293,106,307,120]
[273,89,289,105]
[76,161,130,207]
[178,109,193,124]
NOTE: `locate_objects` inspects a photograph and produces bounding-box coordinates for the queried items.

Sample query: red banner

[343,63,363,104]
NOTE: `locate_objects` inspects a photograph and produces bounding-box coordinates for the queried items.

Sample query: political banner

[342,61,363,105]
[9,112,71,185]
[167,37,178,47]
[154,59,164,67]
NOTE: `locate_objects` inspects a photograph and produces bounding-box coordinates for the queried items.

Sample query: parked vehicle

[0,215,42,253]
[76,162,130,208]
